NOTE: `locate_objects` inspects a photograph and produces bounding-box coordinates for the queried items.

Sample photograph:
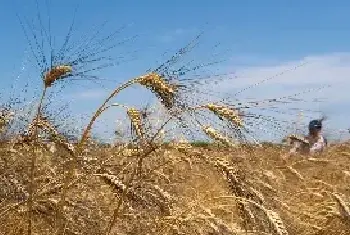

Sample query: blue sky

[0,0,350,142]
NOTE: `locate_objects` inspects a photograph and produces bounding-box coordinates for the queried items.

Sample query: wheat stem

[27,87,47,235]
[78,78,138,151]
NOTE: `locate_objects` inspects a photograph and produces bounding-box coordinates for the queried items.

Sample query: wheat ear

[43,65,72,88]
[205,103,243,127]
[239,198,289,235]
[202,125,237,147]
[136,72,178,109]
[126,107,144,139]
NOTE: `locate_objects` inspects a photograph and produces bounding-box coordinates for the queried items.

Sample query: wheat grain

[98,173,127,191]
[265,209,289,235]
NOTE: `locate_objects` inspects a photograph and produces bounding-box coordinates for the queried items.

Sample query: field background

[1,141,350,235]
[1,1,350,235]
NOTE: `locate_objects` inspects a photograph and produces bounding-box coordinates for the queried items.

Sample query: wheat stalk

[24,63,73,234]
[27,86,48,235]
[196,151,266,230]
[98,173,127,191]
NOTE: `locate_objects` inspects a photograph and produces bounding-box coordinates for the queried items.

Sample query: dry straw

[78,71,180,149]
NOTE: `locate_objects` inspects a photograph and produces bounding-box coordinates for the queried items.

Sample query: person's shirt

[307,134,326,154]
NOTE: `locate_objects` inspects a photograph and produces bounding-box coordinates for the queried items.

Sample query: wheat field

[1,2,350,235]
[1,140,350,235]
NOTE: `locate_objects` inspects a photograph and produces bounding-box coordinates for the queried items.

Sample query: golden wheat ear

[126,107,144,139]
[43,65,73,88]
[205,103,244,127]
[136,72,178,109]
[202,125,237,147]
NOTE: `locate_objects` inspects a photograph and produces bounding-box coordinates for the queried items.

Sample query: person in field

[306,119,327,154]
[287,119,327,156]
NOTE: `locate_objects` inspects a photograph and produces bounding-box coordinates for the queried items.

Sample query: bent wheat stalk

[79,71,177,151]
[331,192,350,221]
[78,78,139,150]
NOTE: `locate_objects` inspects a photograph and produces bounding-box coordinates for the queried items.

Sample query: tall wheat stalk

[26,65,72,235]
[27,87,47,235]
[78,78,139,151]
